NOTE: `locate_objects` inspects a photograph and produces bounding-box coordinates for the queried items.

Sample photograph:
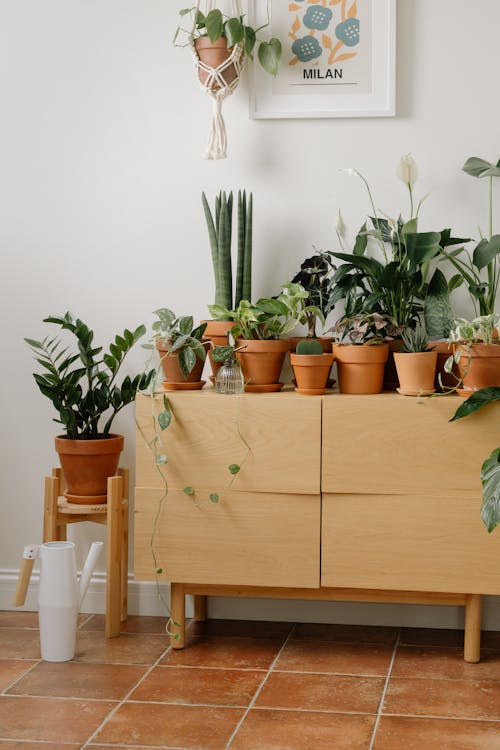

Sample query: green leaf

[212,345,234,363]
[156,454,167,465]
[210,493,219,503]
[450,387,500,421]
[155,567,163,574]
[472,236,500,270]
[178,316,194,335]
[258,38,281,76]
[244,26,256,58]
[424,269,454,339]
[256,298,289,316]
[448,273,464,292]
[179,346,196,377]
[205,8,223,42]
[462,157,500,179]
[183,486,194,495]
[228,464,240,475]
[158,410,172,431]
[352,224,367,256]
[179,7,194,16]
[481,448,500,532]
[402,218,418,235]
[169,334,190,353]
[224,17,244,47]
[405,232,441,266]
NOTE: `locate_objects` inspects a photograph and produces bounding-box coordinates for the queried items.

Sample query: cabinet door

[322,393,499,495]
[321,493,500,594]
[136,390,321,495]
[135,487,321,588]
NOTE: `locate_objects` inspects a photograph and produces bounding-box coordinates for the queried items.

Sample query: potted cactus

[394,327,437,396]
[290,339,334,395]
[202,189,252,378]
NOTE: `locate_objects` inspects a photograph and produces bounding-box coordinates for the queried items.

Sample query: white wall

[1,0,499,624]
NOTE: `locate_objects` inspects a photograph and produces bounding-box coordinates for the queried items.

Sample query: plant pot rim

[55,434,124,455]
[236,338,290,352]
[454,342,500,357]
[195,35,230,50]
[394,350,438,358]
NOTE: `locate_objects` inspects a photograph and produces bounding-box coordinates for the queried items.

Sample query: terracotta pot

[195,37,238,90]
[290,353,334,395]
[431,340,458,391]
[202,319,234,380]
[288,337,334,354]
[236,339,290,392]
[394,350,438,396]
[383,339,403,391]
[156,340,205,384]
[55,434,124,504]
[333,343,389,394]
[455,342,500,392]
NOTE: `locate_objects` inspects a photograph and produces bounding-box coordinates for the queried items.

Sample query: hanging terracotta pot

[455,343,500,393]
[333,343,389,394]
[236,339,290,392]
[195,37,238,90]
[202,319,234,381]
[394,351,437,396]
[156,341,205,385]
[290,353,334,395]
[55,435,124,504]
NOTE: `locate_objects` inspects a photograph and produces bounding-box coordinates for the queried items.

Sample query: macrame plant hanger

[191,0,246,160]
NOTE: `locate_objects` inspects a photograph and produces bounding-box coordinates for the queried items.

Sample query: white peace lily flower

[336,209,346,236]
[397,153,418,186]
[341,168,362,178]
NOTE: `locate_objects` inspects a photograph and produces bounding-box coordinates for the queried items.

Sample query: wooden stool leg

[106,476,123,638]
[119,469,129,623]
[464,594,482,663]
[170,583,186,649]
[194,595,207,622]
[43,476,60,542]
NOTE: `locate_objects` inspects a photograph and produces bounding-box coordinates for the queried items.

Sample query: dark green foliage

[291,250,336,337]
[25,312,155,440]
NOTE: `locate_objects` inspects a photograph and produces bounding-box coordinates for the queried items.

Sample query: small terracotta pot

[156,340,205,384]
[383,339,403,391]
[394,351,438,395]
[288,337,334,354]
[236,339,290,391]
[455,342,500,392]
[202,319,234,380]
[195,37,238,90]
[290,353,334,394]
[55,434,124,504]
[333,343,389,394]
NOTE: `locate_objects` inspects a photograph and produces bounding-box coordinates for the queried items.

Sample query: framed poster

[249,0,396,119]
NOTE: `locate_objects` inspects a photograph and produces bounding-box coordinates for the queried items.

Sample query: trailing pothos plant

[175,5,282,76]
[25,312,155,440]
[150,308,208,377]
[451,388,500,533]
[331,156,468,338]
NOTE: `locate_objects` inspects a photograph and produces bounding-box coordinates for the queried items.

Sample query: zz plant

[25,312,154,439]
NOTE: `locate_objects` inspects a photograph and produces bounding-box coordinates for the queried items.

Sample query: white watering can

[14,540,103,661]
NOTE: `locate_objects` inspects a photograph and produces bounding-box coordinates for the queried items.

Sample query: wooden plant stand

[43,467,129,638]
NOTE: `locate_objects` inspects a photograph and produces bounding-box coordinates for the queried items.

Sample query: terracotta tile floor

[2,612,500,749]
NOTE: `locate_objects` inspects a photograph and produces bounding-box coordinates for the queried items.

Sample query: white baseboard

[2,568,499,630]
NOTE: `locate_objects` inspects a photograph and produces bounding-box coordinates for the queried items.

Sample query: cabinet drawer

[134,487,321,588]
[321,493,500,595]
[321,393,498,495]
[136,390,321,495]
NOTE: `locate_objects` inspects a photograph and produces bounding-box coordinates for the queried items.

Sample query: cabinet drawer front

[322,393,498,495]
[136,391,321,495]
[134,487,321,588]
[321,493,500,595]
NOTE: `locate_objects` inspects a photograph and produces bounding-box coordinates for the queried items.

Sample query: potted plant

[152,309,208,390]
[330,312,391,394]
[330,155,465,389]
[448,315,500,394]
[210,282,320,392]
[25,312,154,503]
[289,249,336,352]
[451,387,500,533]
[290,339,334,396]
[201,189,252,380]
[393,327,437,396]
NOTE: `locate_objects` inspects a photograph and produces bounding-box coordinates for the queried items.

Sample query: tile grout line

[1,658,42,696]
[224,623,297,750]
[79,618,197,749]
[368,629,401,750]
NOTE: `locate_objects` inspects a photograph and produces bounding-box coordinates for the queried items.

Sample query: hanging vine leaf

[210,493,219,503]
[228,464,241,475]
[183,486,194,495]
[258,38,282,76]
[481,448,500,533]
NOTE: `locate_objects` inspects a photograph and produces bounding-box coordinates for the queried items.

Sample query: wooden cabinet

[134,389,500,661]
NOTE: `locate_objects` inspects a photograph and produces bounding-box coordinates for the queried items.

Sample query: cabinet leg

[170,583,186,649]
[464,594,482,663]
[194,595,207,622]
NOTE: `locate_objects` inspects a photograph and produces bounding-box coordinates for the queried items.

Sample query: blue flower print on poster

[335,18,360,47]
[291,35,322,63]
[303,6,333,31]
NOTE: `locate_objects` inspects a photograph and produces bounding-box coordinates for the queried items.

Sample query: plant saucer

[244,383,283,393]
[294,387,326,396]
[396,387,435,397]
[456,387,476,398]
[162,380,206,391]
